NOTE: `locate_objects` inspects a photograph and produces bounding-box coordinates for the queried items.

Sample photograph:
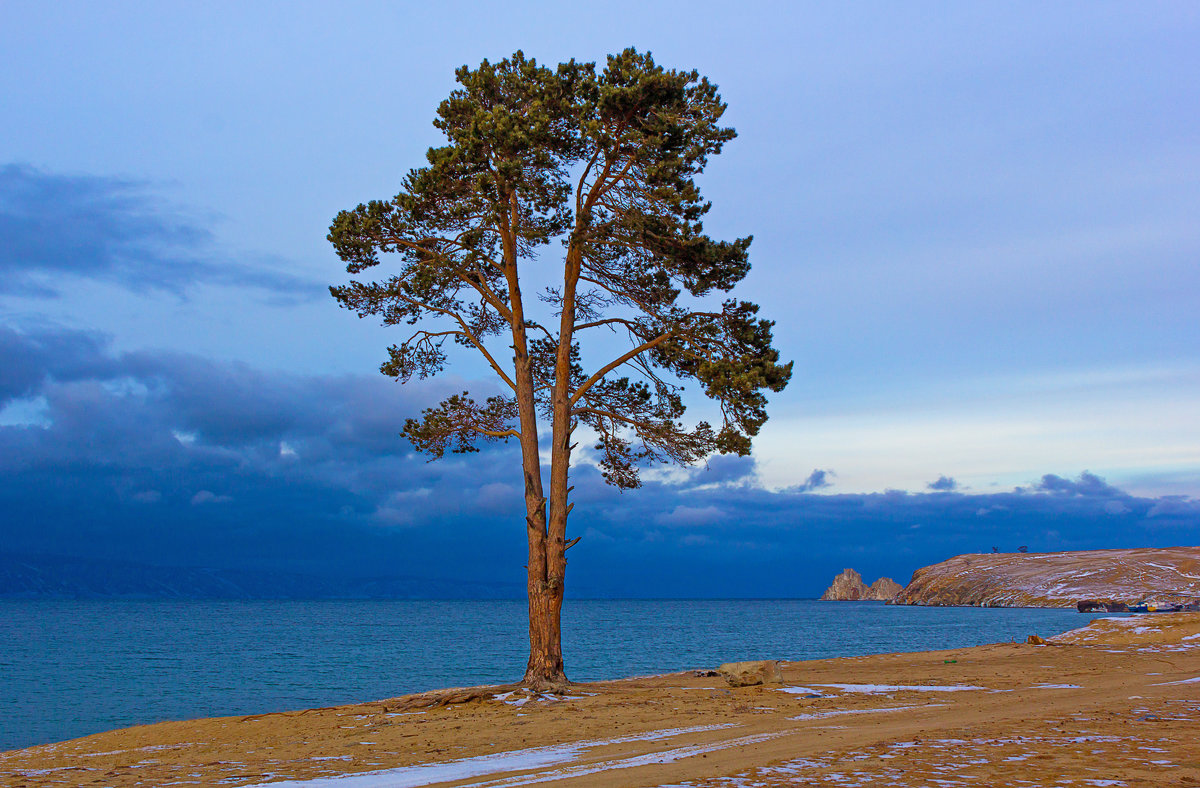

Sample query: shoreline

[2,599,1101,753]
[2,614,1198,786]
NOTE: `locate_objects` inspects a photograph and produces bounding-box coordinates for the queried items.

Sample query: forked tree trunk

[522,506,568,688]
[524,571,566,688]
[521,232,581,689]
[504,226,569,689]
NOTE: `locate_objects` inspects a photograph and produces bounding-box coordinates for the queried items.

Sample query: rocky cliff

[821,569,903,601]
[866,576,904,601]
[892,546,1200,608]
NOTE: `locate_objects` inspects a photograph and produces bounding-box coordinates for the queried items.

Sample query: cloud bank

[0,165,319,299]
[1,324,1195,598]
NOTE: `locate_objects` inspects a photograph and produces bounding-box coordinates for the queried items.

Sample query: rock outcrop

[717,660,784,687]
[820,568,868,600]
[821,569,903,601]
[866,577,904,601]
[892,546,1200,608]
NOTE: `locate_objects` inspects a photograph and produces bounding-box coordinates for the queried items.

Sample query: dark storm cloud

[564,470,1198,597]
[927,475,959,492]
[1032,471,1122,497]
[0,164,319,299]
[0,325,115,399]
[0,324,527,578]
[1,324,1196,597]
[790,468,834,492]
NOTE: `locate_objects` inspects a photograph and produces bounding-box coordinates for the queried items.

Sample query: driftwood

[235,683,524,722]
[379,683,522,711]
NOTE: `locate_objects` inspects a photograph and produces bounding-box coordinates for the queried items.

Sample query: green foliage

[403,393,520,458]
[331,48,791,490]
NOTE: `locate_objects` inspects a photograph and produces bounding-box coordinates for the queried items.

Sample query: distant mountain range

[0,553,522,600]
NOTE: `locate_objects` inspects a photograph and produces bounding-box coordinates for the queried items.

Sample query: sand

[2,614,1198,787]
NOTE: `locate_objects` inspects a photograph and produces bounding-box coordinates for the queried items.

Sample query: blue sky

[1,1,1197,595]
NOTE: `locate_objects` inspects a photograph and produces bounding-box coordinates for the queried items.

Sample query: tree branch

[385,288,518,392]
[568,330,676,407]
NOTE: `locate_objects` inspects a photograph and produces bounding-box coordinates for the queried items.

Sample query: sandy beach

[3,614,1198,787]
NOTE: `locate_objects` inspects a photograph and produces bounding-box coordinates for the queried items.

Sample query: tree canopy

[330,48,791,685]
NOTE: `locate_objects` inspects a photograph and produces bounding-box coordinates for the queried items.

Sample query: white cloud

[172,430,198,447]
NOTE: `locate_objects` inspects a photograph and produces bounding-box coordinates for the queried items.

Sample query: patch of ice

[789,704,944,721]
[1032,683,1083,689]
[493,689,588,706]
[15,766,98,776]
[241,723,739,788]
[775,686,825,695]
[456,730,794,787]
[1152,676,1200,686]
[811,683,988,693]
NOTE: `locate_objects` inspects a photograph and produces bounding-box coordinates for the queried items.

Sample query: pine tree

[329,49,791,687]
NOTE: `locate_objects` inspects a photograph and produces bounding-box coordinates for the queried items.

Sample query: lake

[0,598,1124,751]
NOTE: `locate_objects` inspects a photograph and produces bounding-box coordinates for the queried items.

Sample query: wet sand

[2,614,1198,787]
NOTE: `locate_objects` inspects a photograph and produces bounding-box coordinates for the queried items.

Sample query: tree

[329,49,791,688]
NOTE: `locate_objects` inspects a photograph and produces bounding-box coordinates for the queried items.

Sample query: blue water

[0,599,1125,751]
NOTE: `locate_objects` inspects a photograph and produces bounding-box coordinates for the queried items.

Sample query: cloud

[1146,497,1200,519]
[1103,500,1130,516]
[0,322,1197,597]
[927,475,959,492]
[0,164,319,299]
[1033,471,1123,498]
[476,482,519,510]
[790,468,834,492]
[694,454,757,486]
[0,325,114,400]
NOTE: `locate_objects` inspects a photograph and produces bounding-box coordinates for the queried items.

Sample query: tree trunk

[498,207,567,689]
[521,235,582,690]
[523,567,567,688]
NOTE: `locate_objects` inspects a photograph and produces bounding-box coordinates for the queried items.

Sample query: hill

[892,546,1200,608]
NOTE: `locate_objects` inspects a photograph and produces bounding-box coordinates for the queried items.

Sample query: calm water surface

[0,599,1125,750]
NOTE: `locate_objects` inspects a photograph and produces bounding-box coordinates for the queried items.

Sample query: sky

[1,1,1197,596]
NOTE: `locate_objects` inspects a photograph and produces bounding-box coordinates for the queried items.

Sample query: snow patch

[788,704,945,721]
[811,683,988,694]
[241,723,739,788]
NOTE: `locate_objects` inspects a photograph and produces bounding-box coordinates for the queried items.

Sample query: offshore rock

[866,577,904,601]
[820,568,868,600]
[821,569,903,601]
[892,546,1200,608]
[717,660,784,687]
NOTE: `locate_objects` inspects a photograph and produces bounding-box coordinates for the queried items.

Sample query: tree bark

[523,567,566,687]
